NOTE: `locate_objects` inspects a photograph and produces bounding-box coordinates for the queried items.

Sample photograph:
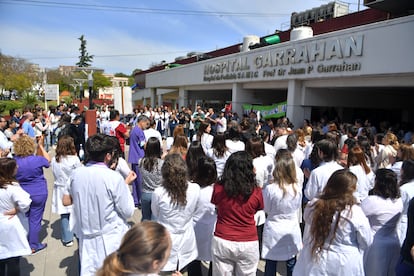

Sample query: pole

[121,83,125,115]
[88,72,94,109]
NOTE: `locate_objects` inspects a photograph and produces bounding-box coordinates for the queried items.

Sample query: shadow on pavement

[60,248,79,276]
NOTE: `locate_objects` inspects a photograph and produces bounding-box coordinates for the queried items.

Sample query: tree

[92,72,111,91]
[114,72,135,86]
[0,53,39,95]
[76,35,94,67]
[46,69,72,92]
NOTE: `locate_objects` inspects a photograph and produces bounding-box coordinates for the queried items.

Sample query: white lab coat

[152,182,200,271]
[51,155,82,215]
[206,149,231,179]
[68,163,135,276]
[361,195,403,276]
[0,182,32,259]
[397,180,414,245]
[193,184,216,262]
[253,155,274,188]
[305,161,343,201]
[225,139,245,154]
[293,199,372,276]
[262,182,302,261]
[349,165,375,202]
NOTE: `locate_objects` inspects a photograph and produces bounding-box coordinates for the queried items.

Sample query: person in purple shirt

[13,135,51,254]
[128,115,150,207]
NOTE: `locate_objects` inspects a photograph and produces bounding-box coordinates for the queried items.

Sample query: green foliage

[0,101,23,116]
[0,53,40,95]
[20,91,39,108]
[61,96,73,105]
[76,35,94,67]
[46,69,72,92]
[93,72,111,90]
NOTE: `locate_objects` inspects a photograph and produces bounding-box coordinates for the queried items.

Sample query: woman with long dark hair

[151,153,200,274]
[293,169,372,275]
[186,140,206,181]
[361,169,402,276]
[397,159,414,245]
[206,133,231,178]
[211,151,264,275]
[0,158,32,275]
[139,137,163,221]
[193,121,213,154]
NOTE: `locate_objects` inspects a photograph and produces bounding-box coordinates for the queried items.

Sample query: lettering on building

[203,34,363,82]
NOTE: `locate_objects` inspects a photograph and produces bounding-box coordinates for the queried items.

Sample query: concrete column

[178,87,188,108]
[150,88,156,107]
[286,80,311,129]
[143,98,147,107]
[232,83,256,117]
[157,94,163,107]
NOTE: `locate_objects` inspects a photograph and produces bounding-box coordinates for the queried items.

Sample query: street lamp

[88,72,94,109]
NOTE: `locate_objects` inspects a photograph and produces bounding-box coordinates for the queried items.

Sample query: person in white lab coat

[246,136,274,188]
[97,221,182,276]
[293,169,372,276]
[51,135,82,247]
[262,149,303,276]
[63,134,135,276]
[347,145,375,202]
[305,139,343,201]
[397,159,414,245]
[151,153,200,274]
[0,158,32,275]
[189,156,217,276]
[361,169,402,276]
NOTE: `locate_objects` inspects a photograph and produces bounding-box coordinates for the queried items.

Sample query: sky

[0,0,364,75]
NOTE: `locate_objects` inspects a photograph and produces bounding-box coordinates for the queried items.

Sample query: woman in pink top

[211,151,264,276]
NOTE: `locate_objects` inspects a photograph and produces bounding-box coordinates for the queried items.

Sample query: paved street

[19,147,285,276]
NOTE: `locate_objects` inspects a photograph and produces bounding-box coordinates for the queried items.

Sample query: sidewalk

[19,147,285,276]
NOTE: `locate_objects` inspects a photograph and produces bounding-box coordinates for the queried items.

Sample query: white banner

[44,84,59,101]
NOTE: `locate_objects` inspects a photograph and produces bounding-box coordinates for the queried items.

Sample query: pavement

[20,146,286,276]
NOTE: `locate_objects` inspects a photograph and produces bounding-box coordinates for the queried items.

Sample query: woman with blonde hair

[97,221,182,276]
[51,135,82,247]
[293,169,372,275]
[151,153,200,274]
[14,134,50,254]
[347,145,375,202]
[168,134,188,160]
[262,149,303,276]
[375,132,399,169]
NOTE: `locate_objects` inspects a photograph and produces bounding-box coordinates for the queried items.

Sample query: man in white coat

[63,133,135,276]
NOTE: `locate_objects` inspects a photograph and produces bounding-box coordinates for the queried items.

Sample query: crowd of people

[1,102,414,276]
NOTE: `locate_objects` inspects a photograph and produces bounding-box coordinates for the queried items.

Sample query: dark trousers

[395,256,414,276]
[28,193,48,249]
[187,260,212,276]
[264,257,296,276]
[131,163,142,205]
[0,256,21,276]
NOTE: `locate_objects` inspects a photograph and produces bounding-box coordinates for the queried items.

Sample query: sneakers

[31,243,47,255]
[63,241,74,247]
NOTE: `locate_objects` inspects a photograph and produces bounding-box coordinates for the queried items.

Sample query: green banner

[242,101,287,119]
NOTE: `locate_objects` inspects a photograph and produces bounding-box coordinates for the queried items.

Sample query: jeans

[60,213,73,243]
[141,192,154,221]
[264,256,296,276]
